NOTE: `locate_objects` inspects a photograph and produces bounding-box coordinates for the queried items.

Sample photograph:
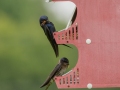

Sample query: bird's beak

[41,21,46,26]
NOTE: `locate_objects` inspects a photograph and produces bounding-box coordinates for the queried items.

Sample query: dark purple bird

[39,15,72,57]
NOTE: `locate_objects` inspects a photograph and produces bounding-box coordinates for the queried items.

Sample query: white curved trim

[65,6,76,29]
[45,0,52,2]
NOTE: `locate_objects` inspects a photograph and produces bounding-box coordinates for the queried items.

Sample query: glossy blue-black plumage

[39,15,72,57]
[39,15,59,57]
[39,16,56,35]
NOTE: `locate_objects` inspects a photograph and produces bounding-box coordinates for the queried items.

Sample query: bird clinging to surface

[40,57,69,90]
[39,15,72,57]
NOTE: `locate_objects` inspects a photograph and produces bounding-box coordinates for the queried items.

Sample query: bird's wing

[44,25,59,57]
[43,24,71,50]
[40,64,62,88]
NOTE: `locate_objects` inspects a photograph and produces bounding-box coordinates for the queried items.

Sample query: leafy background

[0,0,119,90]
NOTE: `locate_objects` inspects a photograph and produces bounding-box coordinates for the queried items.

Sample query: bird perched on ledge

[39,15,72,57]
[40,57,69,90]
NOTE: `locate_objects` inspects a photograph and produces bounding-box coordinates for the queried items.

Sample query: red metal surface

[53,0,120,89]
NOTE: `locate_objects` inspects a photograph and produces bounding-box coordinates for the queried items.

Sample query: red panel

[52,0,70,1]
[53,0,120,89]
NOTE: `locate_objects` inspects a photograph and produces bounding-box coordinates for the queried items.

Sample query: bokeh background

[0,0,119,90]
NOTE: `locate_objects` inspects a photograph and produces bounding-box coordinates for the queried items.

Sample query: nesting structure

[50,0,120,89]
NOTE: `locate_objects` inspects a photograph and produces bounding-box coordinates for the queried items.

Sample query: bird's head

[60,57,69,66]
[39,15,48,26]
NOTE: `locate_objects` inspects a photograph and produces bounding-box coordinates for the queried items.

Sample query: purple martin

[40,57,69,90]
[39,15,72,57]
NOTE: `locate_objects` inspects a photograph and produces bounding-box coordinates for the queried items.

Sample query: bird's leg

[45,79,55,90]
[52,78,55,82]
[45,82,52,90]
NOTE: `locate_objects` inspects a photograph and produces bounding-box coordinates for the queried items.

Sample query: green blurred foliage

[0,0,119,90]
[0,0,78,90]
